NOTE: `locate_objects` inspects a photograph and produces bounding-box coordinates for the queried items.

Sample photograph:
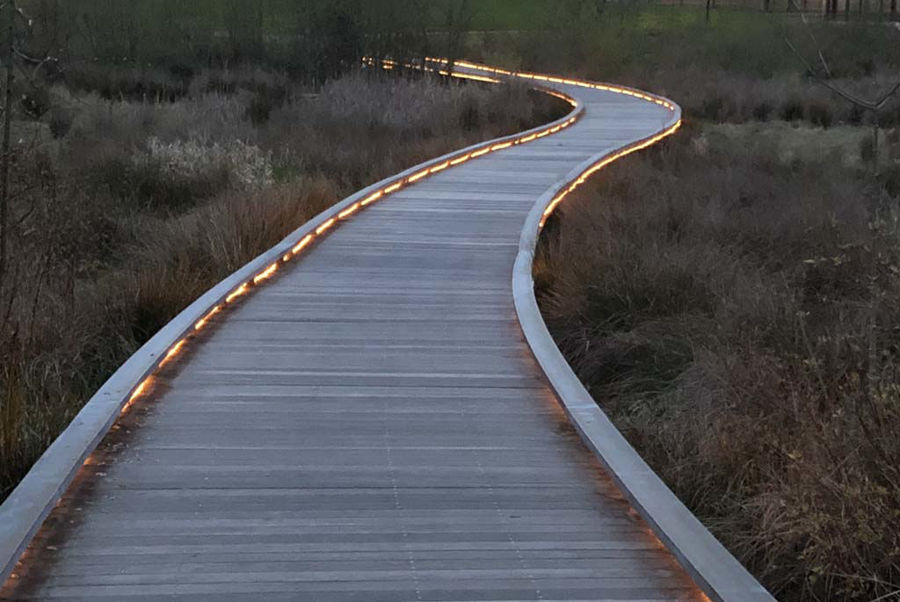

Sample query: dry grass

[535,123,900,600]
[0,69,567,498]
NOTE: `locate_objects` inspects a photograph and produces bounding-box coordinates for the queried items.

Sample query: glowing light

[77,57,677,497]
[253,262,279,285]
[451,58,676,114]
[538,119,682,228]
[429,161,450,174]
[338,203,361,219]
[128,379,149,404]
[292,234,314,255]
[195,305,222,331]
[225,283,249,304]
[159,340,186,367]
[361,191,383,206]
[449,72,500,84]
[315,218,336,236]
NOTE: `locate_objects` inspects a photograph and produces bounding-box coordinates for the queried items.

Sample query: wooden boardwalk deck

[2,66,713,600]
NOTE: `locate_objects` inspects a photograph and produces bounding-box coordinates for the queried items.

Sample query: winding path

[1,61,772,601]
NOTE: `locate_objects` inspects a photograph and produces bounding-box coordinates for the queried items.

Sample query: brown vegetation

[535,123,900,600]
[0,69,565,498]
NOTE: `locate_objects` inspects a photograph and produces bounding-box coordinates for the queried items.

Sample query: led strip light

[115,62,586,419]
[119,59,679,416]
[3,66,680,589]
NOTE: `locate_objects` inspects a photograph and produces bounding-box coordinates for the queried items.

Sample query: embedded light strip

[117,56,676,418]
[104,56,677,451]
[1,56,683,591]
[112,61,587,420]
[539,119,682,228]
[428,57,677,112]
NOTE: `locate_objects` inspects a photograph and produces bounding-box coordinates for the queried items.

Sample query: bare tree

[0,0,57,320]
[784,2,900,171]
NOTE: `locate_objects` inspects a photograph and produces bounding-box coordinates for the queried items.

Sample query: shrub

[779,98,806,122]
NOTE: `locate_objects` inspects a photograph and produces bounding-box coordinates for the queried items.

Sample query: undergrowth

[536,123,900,600]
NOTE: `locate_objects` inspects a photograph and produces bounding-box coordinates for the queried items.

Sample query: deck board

[1,77,704,601]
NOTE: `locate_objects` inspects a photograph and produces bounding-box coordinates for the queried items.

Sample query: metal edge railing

[0,75,584,588]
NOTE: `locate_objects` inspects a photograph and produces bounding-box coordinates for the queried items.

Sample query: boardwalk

[2,65,722,600]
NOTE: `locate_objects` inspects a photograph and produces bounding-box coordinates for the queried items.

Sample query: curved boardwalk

[2,69,705,600]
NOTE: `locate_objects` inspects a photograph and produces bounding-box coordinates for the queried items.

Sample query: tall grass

[535,124,900,600]
[0,69,567,498]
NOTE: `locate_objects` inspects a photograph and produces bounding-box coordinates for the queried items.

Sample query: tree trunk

[706,0,712,23]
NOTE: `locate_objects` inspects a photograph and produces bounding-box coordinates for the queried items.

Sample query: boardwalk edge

[0,79,583,587]
[509,80,776,602]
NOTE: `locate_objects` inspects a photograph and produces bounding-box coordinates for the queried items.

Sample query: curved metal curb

[506,80,776,601]
[0,83,584,587]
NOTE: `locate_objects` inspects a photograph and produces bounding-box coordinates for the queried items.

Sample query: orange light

[28,63,685,593]
[194,305,222,331]
[449,72,499,84]
[315,218,336,236]
[253,262,279,285]
[128,379,149,404]
[361,191,383,206]
[429,161,450,174]
[225,283,249,304]
[159,340,186,367]
[338,203,361,219]
[538,119,682,228]
[292,234,314,255]
[452,58,675,114]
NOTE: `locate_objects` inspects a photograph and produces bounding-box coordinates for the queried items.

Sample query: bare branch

[783,2,900,113]
[789,0,833,77]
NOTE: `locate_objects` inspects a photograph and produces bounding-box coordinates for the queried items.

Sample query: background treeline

[20,0,478,88]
